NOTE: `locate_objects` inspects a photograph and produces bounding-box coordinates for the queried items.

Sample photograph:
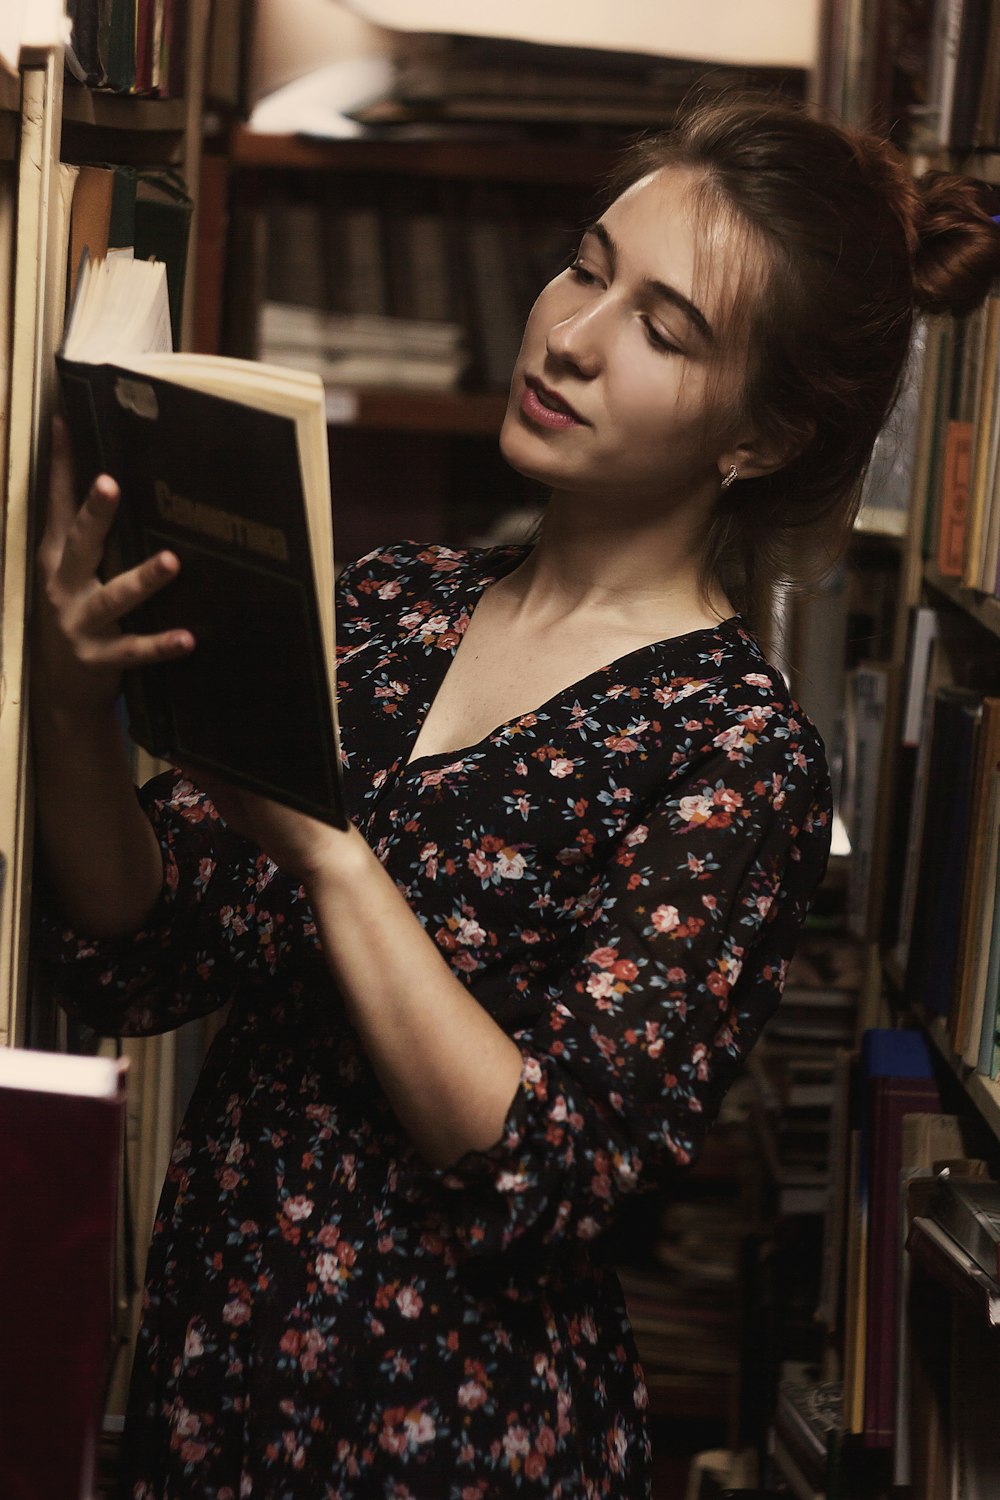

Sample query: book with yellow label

[57,254,346,827]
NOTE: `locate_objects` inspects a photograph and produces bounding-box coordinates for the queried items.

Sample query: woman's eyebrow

[583,220,715,344]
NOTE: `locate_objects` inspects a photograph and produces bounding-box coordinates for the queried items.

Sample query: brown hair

[608,94,1000,622]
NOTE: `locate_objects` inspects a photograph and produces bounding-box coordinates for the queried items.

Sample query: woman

[35,96,1000,1497]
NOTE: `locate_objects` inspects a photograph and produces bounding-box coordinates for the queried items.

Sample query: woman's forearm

[304,831,524,1169]
[33,700,164,937]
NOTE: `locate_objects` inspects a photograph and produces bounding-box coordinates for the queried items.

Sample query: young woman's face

[499,166,753,508]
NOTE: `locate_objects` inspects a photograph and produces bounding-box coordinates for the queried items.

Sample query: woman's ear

[717,420,816,484]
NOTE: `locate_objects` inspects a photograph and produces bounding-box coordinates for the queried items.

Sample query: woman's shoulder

[339,539,526,596]
[335,540,529,639]
[644,615,829,790]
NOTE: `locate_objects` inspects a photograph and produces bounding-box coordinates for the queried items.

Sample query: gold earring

[720,465,739,490]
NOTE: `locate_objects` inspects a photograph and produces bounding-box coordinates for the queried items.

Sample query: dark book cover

[862,1074,941,1449]
[134,171,193,346]
[57,358,345,827]
[948,0,992,148]
[65,0,106,87]
[105,0,137,92]
[904,686,983,1017]
[0,1079,124,1500]
[928,1175,1000,1279]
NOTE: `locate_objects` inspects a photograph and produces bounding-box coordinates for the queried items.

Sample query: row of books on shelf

[839,592,1000,1082]
[749,932,864,1219]
[258,178,586,393]
[778,1027,1000,1500]
[348,31,807,131]
[65,0,187,99]
[913,270,1000,596]
[820,0,1000,152]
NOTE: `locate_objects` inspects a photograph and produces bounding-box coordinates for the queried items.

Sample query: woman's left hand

[181,767,358,886]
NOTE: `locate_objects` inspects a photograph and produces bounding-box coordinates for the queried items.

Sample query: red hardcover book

[862,1075,941,1449]
[936,419,974,576]
[0,1049,127,1500]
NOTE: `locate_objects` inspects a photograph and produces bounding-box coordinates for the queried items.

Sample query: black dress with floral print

[48,542,831,1500]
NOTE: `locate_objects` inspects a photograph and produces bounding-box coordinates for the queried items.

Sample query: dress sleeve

[40,770,303,1037]
[398,728,831,1270]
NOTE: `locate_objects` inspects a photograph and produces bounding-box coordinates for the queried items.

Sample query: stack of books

[258,301,469,392]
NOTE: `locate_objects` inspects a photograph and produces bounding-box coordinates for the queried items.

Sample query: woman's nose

[544,306,602,379]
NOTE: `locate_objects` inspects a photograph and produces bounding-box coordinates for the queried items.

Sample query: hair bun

[912,171,1000,316]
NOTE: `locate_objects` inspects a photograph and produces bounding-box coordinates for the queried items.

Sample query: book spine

[937,420,974,576]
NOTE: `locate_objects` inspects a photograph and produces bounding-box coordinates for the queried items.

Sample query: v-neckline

[400,546,744,778]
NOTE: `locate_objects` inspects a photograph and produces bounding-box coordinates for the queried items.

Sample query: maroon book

[0,1050,126,1500]
[862,1075,941,1449]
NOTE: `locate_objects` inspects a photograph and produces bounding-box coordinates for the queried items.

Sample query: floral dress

[48,542,831,1500]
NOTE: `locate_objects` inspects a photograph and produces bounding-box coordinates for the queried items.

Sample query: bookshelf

[0,4,212,1050]
[764,9,1000,1495]
[230,125,618,183]
[0,3,218,1453]
[923,562,1000,641]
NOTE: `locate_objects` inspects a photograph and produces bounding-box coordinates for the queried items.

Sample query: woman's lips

[520,378,586,429]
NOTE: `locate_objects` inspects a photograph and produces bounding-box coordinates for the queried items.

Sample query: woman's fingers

[84,548,185,628]
[88,623,195,670]
[54,473,122,590]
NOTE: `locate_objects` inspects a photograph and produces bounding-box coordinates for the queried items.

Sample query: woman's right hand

[34,417,195,719]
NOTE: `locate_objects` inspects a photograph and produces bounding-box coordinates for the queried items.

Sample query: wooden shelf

[231,127,617,184]
[923,561,1000,639]
[922,1013,1000,1145]
[325,385,507,437]
[61,88,187,132]
[963,151,1000,185]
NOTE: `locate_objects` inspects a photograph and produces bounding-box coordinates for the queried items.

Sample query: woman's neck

[498,487,733,631]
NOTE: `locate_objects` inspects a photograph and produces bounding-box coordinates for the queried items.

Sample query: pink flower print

[743,671,772,688]
[419,760,466,789]
[622,823,648,847]
[458,1380,488,1409]
[588,945,618,969]
[395,1285,424,1319]
[404,1408,436,1444]
[678,791,713,824]
[222,1298,250,1326]
[283,1195,314,1222]
[586,971,616,1000]
[502,1425,531,1463]
[651,904,680,934]
[549,758,575,777]
[456,916,486,946]
[605,734,639,753]
[376,579,401,599]
[316,1251,343,1288]
[174,1407,201,1437]
[496,848,527,880]
[183,1326,204,1362]
[467,848,494,880]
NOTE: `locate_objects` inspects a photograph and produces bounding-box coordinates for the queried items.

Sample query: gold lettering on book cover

[153,480,290,562]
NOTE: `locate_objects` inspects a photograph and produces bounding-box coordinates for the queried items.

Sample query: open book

[57,255,346,827]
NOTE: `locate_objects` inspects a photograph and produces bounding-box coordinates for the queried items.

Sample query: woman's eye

[569,260,600,286]
[642,318,681,355]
